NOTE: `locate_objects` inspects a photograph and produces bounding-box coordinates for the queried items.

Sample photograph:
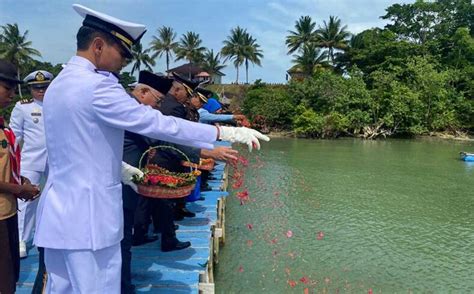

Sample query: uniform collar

[67,55,97,72]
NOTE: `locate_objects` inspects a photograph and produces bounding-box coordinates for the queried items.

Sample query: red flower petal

[299,276,310,284]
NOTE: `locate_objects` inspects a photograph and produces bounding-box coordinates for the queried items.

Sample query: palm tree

[149,26,178,74]
[200,49,226,77]
[130,43,155,75]
[292,43,328,77]
[221,26,248,83]
[0,23,41,97]
[315,16,351,64]
[175,32,206,64]
[242,34,263,84]
[285,16,317,54]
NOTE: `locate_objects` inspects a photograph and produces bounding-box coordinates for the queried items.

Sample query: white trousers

[17,170,47,243]
[44,244,121,294]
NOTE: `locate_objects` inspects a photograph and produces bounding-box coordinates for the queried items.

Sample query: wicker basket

[137,183,196,198]
[136,145,197,199]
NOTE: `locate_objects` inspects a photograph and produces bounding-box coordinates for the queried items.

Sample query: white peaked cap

[73,4,146,41]
[24,70,54,84]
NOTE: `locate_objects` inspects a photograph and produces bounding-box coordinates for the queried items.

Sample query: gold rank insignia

[20,98,33,104]
[35,71,45,82]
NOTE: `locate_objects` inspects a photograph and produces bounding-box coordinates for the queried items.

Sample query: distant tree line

[0,23,264,93]
[243,0,473,138]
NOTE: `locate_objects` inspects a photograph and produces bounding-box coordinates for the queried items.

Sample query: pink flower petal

[286,230,293,238]
[317,231,325,240]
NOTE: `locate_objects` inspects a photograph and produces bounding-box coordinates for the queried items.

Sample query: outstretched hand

[218,126,270,152]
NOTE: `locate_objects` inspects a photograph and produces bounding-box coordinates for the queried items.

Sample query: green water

[215,138,474,293]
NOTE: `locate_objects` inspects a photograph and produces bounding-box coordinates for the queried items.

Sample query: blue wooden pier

[17,141,231,294]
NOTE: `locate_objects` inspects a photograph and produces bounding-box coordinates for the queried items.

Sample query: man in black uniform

[121,70,174,294]
[155,73,201,219]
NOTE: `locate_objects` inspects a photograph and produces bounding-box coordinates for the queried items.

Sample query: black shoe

[180,208,195,218]
[198,196,205,201]
[161,240,191,252]
[132,235,158,246]
[175,207,195,218]
[174,213,184,221]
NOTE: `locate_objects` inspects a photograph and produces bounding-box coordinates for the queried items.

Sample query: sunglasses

[31,85,49,91]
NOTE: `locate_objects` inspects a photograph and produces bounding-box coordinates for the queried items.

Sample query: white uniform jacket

[9,99,47,172]
[35,56,217,250]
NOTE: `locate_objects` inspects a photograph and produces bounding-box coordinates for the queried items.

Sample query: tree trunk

[166,52,170,75]
[245,59,249,84]
[329,47,334,65]
[188,58,192,79]
[235,65,239,84]
[17,71,23,98]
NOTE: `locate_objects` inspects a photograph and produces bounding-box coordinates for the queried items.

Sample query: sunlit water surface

[215,138,474,293]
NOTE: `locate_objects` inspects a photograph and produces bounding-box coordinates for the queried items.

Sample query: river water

[215,138,474,293]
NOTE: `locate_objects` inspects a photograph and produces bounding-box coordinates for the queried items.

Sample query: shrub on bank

[241,58,471,139]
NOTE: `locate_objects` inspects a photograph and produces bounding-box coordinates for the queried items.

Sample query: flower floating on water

[238,265,244,272]
[236,189,250,205]
[286,230,293,238]
[246,223,253,230]
[287,280,297,288]
[317,231,325,240]
[299,276,310,284]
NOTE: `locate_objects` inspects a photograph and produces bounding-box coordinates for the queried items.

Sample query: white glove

[121,161,144,193]
[218,126,270,152]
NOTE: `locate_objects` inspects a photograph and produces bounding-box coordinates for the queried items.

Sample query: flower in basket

[132,165,201,188]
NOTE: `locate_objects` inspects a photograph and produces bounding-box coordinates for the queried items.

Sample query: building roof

[167,63,225,76]
[196,71,210,77]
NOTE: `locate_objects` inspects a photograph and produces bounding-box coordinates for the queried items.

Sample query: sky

[0,0,414,83]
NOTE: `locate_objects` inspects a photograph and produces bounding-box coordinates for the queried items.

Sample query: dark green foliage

[243,87,294,130]
[281,0,474,137]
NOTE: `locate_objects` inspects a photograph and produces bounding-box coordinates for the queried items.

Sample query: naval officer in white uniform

[34,4,269,293]
[10,70,52,258]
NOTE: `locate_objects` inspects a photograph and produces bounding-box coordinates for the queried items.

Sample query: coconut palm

[175,31,206,64]
[221,26,248,83]
[200,49,226,77]
[243,34,263,84]
[130,43,155,75]
[315,16,351,64]
[0,23,41,97]
[149,26,178,73]
[292,43,328,77]
[285,16,317,54]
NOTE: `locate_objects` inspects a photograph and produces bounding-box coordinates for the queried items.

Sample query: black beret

[0,59,23,84]
[139,71,173,95]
